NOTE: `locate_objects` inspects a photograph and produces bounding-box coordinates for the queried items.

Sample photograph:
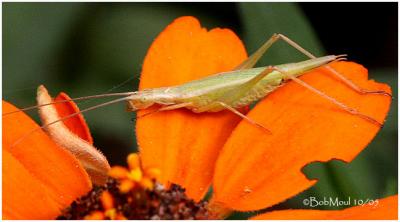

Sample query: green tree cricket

[4,34,390,139]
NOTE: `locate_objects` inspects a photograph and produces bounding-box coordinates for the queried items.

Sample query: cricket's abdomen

[230,79,283,109]
[172,68,286,112]
[172,68,267,108]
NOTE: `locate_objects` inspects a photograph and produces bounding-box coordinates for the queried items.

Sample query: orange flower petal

[2,100,92,219]
[136,17,246,200]
[136,16,247,201]
[251,195,398,220]
[212,62,392,211]
[54,92,93,144]
[3,150,61,219]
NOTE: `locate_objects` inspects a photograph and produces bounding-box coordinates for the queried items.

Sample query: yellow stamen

[105,209,117,220]
[128,168,143,182]
[127,153,140,170]
[119,179,135,193]
[108,166,129,179]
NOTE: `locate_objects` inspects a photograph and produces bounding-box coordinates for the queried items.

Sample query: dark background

[3,2,397,218]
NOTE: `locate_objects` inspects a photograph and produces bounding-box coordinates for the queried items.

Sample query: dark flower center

[57,178,209,220]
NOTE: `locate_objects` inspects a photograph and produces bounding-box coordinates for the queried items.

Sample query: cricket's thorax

[126,88,178,111]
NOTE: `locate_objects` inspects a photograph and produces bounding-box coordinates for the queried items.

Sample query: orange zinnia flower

[2,97,94,219]
[2,16,397,220]
[136,16,397,219]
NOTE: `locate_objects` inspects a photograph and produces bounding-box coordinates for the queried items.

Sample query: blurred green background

[3,2,397,218]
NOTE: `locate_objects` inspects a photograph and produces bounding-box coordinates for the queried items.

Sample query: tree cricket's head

[126,93,155,112]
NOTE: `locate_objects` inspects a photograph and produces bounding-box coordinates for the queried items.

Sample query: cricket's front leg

[136,102,194,118]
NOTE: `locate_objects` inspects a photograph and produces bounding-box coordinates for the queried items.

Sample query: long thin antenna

[10,96,131,148]
[77,75,138,106]
[2,91,137,116]
[105,76,137,94]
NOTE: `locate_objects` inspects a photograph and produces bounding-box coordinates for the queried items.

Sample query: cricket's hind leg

[236,33,391,97]
[275,34,392,97]
[270,66,384,127]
